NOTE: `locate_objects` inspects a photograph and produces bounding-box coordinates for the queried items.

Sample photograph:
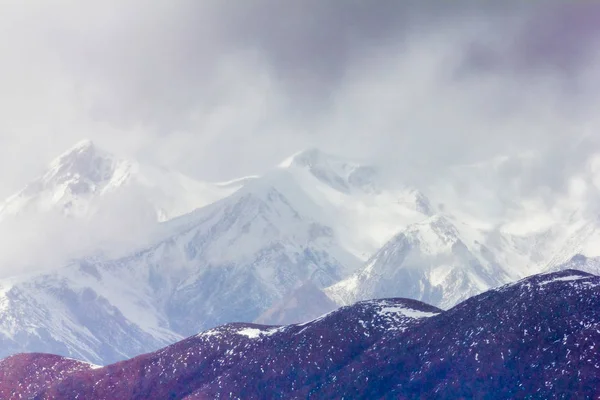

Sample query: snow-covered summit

[0,140,242,222]
[326,214,512,309]
[0,140,249,273]
[1,139,121,218]
[47,139,115,181]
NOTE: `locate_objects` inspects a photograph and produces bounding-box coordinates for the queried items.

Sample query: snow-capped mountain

[326,214,513,309]
[3,270,599,399]
[324,146,600,310]
[0,140,248,273]
[543,215,600,270]
[0,139,242,223]
[265,147,436,260]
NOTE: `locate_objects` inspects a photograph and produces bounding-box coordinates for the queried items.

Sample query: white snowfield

[0,140,599,364]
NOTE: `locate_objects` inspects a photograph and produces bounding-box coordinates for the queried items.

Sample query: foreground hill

[1,269,598,399]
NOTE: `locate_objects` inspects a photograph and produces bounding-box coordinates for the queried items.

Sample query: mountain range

[1,269,598,399]
[0,140,599,365]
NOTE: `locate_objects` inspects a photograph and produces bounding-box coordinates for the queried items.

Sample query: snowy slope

[275,148,434,260]
[134,178,361,336]
[438,149,600,274]
[543,216,600,270]
[148,148,437,331]
[325,207,600,312]
[0,261,182,365]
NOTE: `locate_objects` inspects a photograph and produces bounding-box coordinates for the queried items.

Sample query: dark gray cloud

[46,1,538,127]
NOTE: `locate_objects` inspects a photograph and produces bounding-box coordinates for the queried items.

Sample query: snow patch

[539,275,590,286]
[379,307,438,319]
[236,327,280,339]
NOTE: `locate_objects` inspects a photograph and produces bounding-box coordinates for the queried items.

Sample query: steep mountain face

[147,179,359,336]
[326,215,513,309]
[3,270,598,399]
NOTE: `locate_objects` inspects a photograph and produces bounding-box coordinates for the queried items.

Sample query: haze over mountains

[0,140,599,364]
[2,2,600,398]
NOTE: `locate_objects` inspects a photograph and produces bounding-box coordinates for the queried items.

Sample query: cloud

[0,1,599,275]
[0,1,599,196]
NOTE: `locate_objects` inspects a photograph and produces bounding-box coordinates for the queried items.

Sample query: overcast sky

[1,1,600,198]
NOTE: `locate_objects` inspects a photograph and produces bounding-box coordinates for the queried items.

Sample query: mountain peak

[1,140,134,216]
[71,138,95,151]
[404,214,459,241]
[51,139,108,167]
[45,140,120,187]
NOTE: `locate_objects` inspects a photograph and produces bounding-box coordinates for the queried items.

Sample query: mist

[0,1,599,273]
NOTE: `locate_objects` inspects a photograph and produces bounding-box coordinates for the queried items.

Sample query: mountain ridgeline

[1,270,599,399]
